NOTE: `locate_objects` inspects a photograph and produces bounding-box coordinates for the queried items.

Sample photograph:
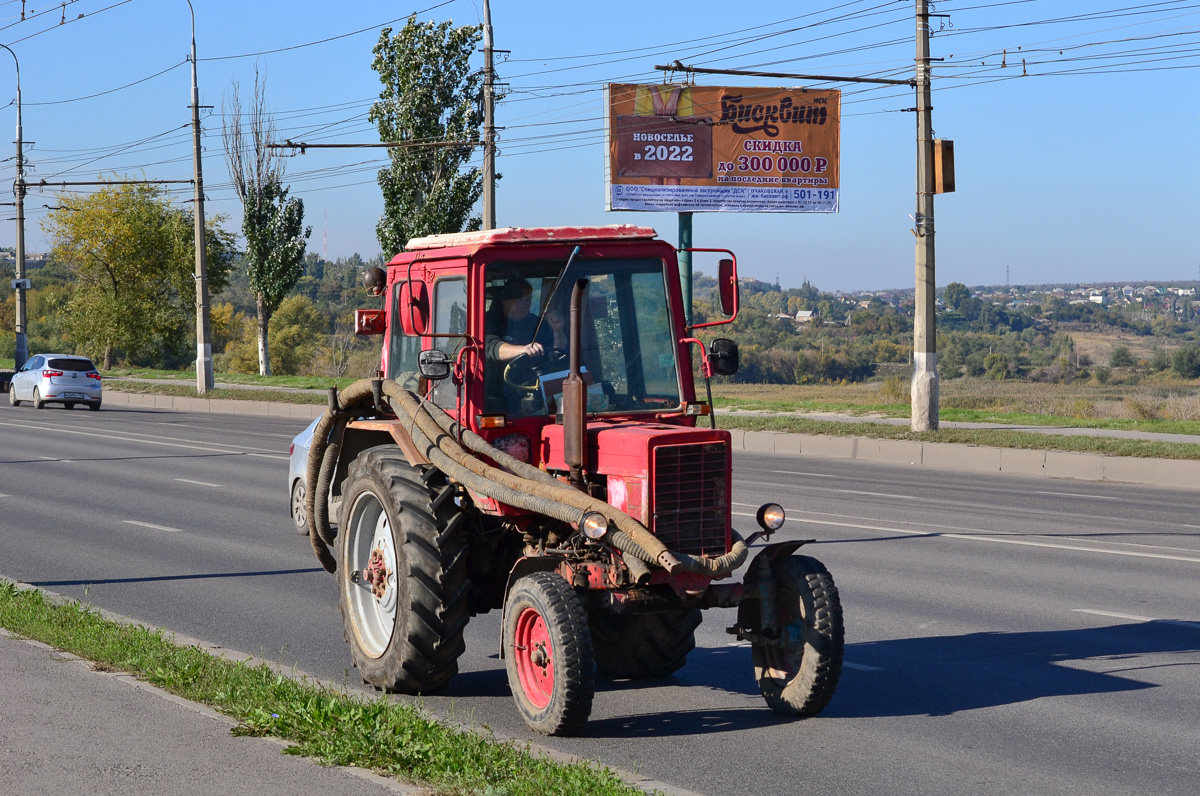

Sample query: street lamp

[1,43,27,370]
[184,0,213,394]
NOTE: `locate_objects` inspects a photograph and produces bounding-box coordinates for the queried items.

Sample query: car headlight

[756,503,786,532]
[580,511,609,540]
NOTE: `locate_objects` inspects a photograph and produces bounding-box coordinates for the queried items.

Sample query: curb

[102,388,1198,492]
[726,429,1200,490]
[0,576,702,796]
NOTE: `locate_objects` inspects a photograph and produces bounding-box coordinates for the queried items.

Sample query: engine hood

[539,419,729,477]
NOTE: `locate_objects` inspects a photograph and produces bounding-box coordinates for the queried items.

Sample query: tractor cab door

[385,259,469,412]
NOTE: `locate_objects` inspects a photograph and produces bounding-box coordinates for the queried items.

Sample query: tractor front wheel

[589,608,701,679]
[504,571,594,736]
[751,554,844,717]
[338,447,469,694]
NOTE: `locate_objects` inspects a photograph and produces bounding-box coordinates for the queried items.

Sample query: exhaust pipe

[562,278,588,490]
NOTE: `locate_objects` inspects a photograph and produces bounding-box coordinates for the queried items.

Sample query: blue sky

[1,0,1196,292]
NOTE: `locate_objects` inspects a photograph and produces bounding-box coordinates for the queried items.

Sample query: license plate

[63,392,85,399]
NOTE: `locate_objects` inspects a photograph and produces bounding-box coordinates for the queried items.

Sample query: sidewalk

[0,627,412,796]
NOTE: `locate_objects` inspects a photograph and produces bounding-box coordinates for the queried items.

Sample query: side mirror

[418,349,452,381]
[717,258,738,317]
[399,280,430,336]
[354,309,386,336]
[708,338,739,376]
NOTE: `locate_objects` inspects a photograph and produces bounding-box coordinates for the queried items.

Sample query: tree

[1109,346,1135,368]
[42,181,234,369]
[370,15,484,255]
[223,68,311,376]
[943,282,970,312]
[1172,345,1200,379]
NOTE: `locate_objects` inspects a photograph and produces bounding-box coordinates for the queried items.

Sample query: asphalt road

[2,402,1197,796]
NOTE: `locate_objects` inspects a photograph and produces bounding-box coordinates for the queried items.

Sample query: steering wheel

[502,348,569,391]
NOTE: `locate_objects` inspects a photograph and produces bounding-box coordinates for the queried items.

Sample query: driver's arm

[493,340,544,361]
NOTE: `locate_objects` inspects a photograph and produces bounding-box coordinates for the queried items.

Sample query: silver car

[288,417,341,536]
[7,354,102,411]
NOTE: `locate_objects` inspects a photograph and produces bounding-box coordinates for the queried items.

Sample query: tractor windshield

[484,257,680,418]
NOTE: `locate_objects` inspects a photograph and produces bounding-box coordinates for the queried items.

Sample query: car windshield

[47,358,95,371]
[484,257,680,418]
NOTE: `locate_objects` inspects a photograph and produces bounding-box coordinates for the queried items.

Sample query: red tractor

[304,225,843,735]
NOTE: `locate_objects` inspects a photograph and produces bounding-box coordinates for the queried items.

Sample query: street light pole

[185,0,213,394]
[1,44,27,370]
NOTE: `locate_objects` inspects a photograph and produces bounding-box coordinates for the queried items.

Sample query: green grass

[0,357,13,370]
[0,582,645,796]
[717,414,1200,460]
[106,381,327,405]
[104,366,359,391]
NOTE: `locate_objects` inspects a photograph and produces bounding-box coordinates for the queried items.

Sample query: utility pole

[1,44,26,370]
[481,0,496,229]
[679,213,693,327]
[911,0,939,432]
[186,0,213,394]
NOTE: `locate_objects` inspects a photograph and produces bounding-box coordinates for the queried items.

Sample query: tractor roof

[404,225,659,251]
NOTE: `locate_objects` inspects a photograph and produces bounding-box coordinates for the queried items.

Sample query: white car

[8,354,102,410]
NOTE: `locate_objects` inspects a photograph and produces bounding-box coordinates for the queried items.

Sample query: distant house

[795,310,816,323]
[1089,294,1107,305]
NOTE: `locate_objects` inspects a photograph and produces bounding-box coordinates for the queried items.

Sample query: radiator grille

[651,442,729,556]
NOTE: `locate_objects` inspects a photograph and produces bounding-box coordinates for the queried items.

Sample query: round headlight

[756,503,786,532]
[580,511,609,540]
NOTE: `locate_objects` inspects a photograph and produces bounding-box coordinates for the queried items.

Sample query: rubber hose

[389,386,670,568]
[313,429,341,546]
[305,380,376,573]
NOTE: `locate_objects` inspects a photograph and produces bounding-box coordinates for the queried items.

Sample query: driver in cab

[484,277,567,414]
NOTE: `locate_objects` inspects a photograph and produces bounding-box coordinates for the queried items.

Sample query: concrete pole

[186,0,213,394]
[678,212,693,327]
[2,45,26,369]
[911,0,939,431]
[481,0,496,229]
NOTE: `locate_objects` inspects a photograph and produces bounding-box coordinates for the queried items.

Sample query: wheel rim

[763,584,803,683]
[344,491,398,658]
[513,606,554,709]
[291,482,307,529]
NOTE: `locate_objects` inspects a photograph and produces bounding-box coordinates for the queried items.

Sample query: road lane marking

[123,520,184,533]
[1073,609,1200,630]
[843,662,883,671]
[731,510,1200,565]
[0,419,288,459]
[1034,491,1120,501]
[761,470,839,478]
[175,478,222,488]
[38,455,74,463]
[836,489,916,500]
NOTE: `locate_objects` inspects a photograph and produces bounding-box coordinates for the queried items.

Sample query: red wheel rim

[513,606,554,709]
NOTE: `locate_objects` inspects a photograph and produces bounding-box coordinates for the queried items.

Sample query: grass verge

[104,367,358,391]
[717,414,1200,460]
[0,582,644,796]
[107,381,326,405]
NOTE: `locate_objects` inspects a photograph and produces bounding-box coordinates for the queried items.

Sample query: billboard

[605,83,841,214]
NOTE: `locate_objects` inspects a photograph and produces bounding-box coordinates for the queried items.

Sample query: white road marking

[736,511,1200,565]
[843,662,883,671]
[0,419,288,459]
[836,489,916,500]
[1073,609,1200,630]
[38,455,73,463]
[761,470,839,479]
[1034,491,1120,501]
[0,494,9,498]
[175,478,222,488]
[123,520,184,533]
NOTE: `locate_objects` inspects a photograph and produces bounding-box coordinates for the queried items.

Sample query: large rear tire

[751,555,844,717]
[338,447,469,694]
[504,571,594,736]
[589,608,701,679]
